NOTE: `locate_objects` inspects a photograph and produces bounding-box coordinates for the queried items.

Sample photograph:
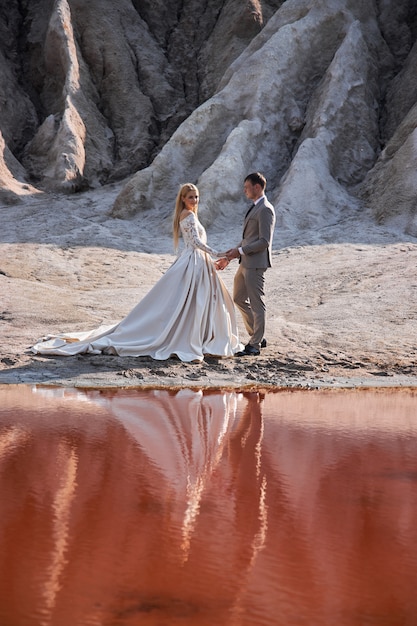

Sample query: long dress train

[31,213,242,362]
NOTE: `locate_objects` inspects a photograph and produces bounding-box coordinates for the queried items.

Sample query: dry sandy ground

[1,183,417,390]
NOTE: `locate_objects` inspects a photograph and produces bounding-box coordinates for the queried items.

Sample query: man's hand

[225,247,240,261]
[214,257,229,270]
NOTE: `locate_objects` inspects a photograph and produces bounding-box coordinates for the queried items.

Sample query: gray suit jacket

[240,196,276,269]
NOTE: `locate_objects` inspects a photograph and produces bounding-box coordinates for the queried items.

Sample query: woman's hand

[214,257,229,270]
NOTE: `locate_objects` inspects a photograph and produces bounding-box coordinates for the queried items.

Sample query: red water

[0,385,417,625]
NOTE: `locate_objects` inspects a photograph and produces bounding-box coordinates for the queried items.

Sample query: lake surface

[0,385,416,625]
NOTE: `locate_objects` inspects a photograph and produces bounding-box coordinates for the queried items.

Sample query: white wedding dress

[31,213,243,362]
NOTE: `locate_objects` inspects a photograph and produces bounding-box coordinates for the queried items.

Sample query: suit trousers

[233,264,266,349]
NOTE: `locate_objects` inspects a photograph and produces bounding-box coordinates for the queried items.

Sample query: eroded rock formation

[0,0,417,235]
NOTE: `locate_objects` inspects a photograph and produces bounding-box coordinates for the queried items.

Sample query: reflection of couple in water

[104,389,267,566]
[32,173,275,362]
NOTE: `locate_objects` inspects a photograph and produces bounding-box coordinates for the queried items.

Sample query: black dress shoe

[261,338,267,349]
[235,344,260,357]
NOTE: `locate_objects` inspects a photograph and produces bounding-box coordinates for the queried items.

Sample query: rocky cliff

[1,0,417,236]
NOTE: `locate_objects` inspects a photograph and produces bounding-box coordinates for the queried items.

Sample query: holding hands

[214,248,241,271]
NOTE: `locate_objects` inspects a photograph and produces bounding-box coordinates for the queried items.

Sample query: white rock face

[110,0,417,239]
[360,37,417,235]
[0,0,417,235]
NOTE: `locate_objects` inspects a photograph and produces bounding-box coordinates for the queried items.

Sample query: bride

[31,183,243,362]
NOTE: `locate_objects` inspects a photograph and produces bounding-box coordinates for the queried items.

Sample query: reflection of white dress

[31,213,242,362]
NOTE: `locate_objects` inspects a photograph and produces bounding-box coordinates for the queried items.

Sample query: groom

[224,172,276,356]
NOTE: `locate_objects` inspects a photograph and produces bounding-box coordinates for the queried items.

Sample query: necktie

[245,204,255,218]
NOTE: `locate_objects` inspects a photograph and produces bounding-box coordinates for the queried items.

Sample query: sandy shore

[2,185,417,390]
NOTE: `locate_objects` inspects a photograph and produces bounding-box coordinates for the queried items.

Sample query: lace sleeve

[181,214,221,257]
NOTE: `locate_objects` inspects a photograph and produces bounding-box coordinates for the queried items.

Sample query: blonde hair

[172,183,199,251]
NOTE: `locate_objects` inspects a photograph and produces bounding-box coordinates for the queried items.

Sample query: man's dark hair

[245,172,266,190]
